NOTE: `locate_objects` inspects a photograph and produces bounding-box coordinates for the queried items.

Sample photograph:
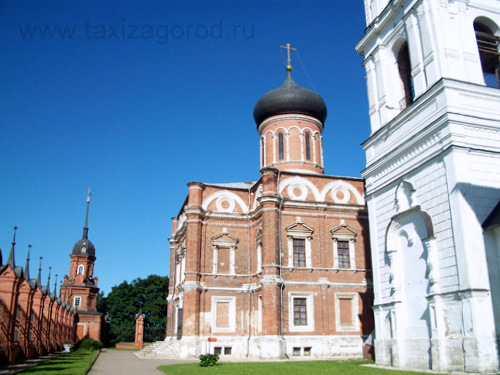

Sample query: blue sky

[1,1,369,295]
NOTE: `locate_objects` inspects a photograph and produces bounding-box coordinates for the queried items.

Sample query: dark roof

[254,71,327,126]
[72,236,96,256]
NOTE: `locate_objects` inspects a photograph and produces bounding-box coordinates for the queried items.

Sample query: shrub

[79,338,104,351]
[199,354,219,367]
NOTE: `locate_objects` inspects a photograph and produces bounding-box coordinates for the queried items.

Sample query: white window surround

[256,243,262,274]
[256,228,263,274]
[212,230,238,275]
[331,220,357,270]
[175,247,186,286]
[334,292,360,332]
[74,296,81,308]
[286,218,314,268]
[288,292,314,332]
[77,264,84,275]
[211,296,236,333]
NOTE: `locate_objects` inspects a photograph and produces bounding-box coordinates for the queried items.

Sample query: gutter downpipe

[246,187,252,357]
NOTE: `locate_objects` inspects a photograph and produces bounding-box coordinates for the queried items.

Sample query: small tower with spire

[60,189,103,341]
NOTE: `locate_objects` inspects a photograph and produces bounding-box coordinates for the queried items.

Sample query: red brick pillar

[134,314,145,349]
[181,182,204,337]
[259,168,282,336]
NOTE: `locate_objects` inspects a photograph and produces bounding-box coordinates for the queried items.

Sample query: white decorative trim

[279,177,321,201]
[334,292,360,332]
[211,296,236,333]
[320,180,365,205]
[288,292,315,332]
[285,218,314,268]
[202,190,249,214]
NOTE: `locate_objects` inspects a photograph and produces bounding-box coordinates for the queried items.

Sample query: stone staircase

[136,339,181,358]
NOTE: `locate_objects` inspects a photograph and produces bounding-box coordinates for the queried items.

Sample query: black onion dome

[72,238,95,256]
[254,72,327,127]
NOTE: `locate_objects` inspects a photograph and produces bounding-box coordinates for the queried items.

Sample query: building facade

[356,0,500,372]
[155,64,374,359]
[60,190,104,342]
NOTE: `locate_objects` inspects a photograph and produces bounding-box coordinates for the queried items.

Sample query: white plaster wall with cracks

[358,0,500,370]
[202,190,249,214]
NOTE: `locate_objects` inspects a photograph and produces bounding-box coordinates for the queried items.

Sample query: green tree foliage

[97,274,169,345]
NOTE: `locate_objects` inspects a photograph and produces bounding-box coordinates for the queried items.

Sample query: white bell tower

[356,0,500,372]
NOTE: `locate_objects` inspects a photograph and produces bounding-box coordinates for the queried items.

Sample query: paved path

[88,350,197,375]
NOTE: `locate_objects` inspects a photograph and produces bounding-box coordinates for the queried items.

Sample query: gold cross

[280,43,297,71]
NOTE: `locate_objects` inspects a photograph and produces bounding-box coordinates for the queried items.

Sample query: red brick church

[152,54,374,359]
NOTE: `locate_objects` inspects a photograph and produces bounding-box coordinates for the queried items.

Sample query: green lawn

[17,349,100,375]
[158,360,430,375]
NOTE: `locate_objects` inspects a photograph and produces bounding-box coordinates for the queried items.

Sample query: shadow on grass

[17,350,99,375]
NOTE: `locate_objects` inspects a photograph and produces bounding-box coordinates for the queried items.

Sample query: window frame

[305,132,312,161]
[286,219,314,269]
[331,221,357,270]
[77,264,84,275]
[278,132,285,160]
[337,240,350,269]
[74,296,81,308]
[293,238,306,267]
[288,292,314,332]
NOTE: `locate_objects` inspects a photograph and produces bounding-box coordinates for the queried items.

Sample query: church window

[77,265,84,275]
[286,218,314,268]
[305,132,311,160]
[396,42,414,109]
[293,239,306,267]
[74,296,81,308]
[289,292,314,332]
[294,298,307,325]
[337,241,350,268]
[474,21,500,88]
[278,132,284,160]
[331,221,357,270]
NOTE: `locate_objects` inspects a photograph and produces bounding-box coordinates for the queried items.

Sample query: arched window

[305,132,311,161]
[474,21,500,88]
[77,265,84,275]
[396,42,414,109]
[278,132,284,160]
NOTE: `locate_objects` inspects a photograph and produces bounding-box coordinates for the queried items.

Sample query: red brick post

[134,314,145,349]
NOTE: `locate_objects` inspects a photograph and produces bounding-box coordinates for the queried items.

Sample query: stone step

[137,340,181,358]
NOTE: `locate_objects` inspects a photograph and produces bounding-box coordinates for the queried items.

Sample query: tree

[97,275,169,345]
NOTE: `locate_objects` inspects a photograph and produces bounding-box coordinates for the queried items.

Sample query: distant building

[0,228,76,365]
[356,0,500,372]
[144,59,374,359]
[60,189,104,342]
